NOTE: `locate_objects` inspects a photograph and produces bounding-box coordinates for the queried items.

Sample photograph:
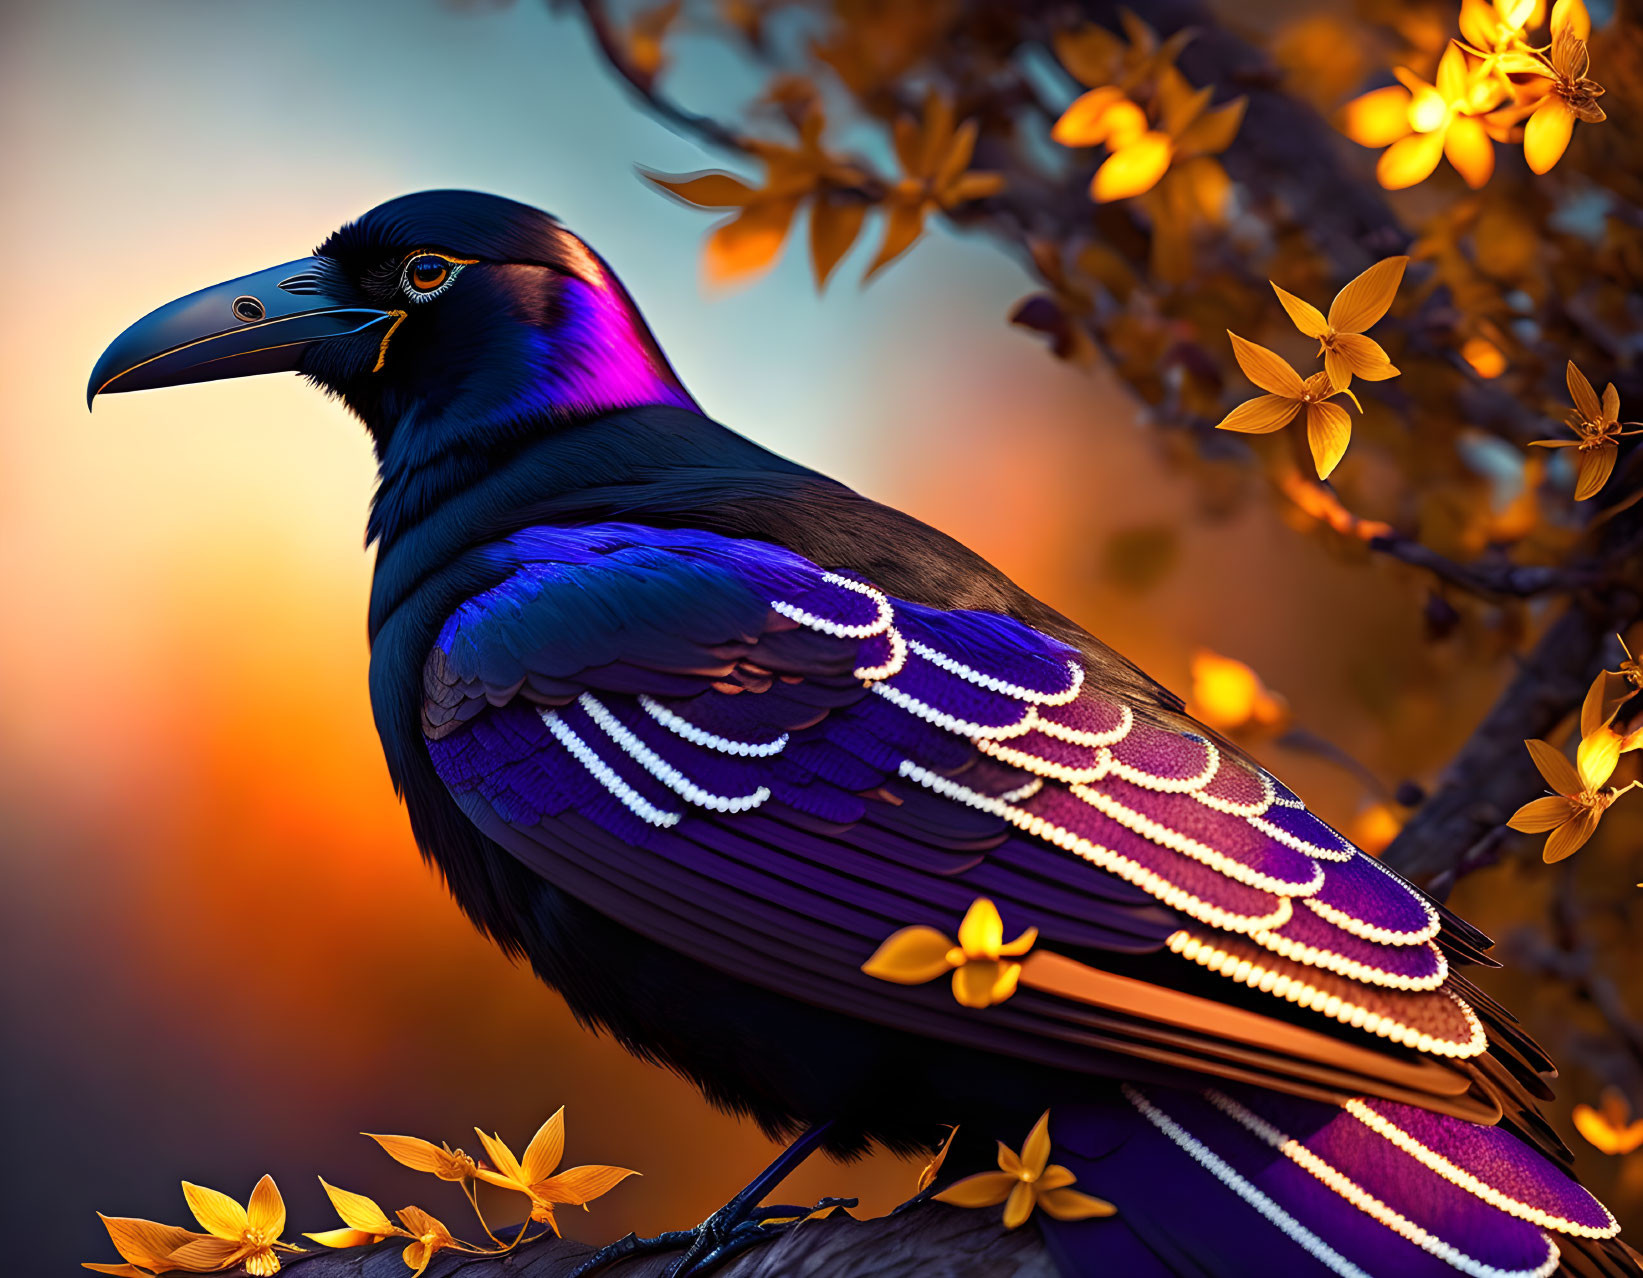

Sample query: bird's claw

[567,1195,857,1278]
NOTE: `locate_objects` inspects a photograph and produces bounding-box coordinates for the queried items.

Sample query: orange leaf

[1091,133,1173,201]
[1377,130,1444,189]
[1508,795,1576,833]
[1341,85,1413,147]
[1052,87,1128,147]
[536,1164,640,1205]
[1524,99,1575,174]
[1328,257,1408,333]
[1306,400,1353,479]
[1227,333,1306,398]
[704,198,800,286]
[641,170,757,209]
[1271,284,1327,339]
[1567,360,1603,422]
[862,924,956,984]
[1216,394,1301,434]
[864,200,927,280]
[1175,96,1246,156]
[809,193,865,288]
[1574,445,1617,501]
[1524,738,1580,794]
[1544,807,1600,862]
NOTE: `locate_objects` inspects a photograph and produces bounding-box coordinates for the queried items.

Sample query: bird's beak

[87,257,395,408]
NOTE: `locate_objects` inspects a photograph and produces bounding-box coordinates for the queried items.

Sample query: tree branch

[1381,486,1643,887]
[560,0,1643,888]
[1364,532,1599,599]
[275,1200,1054,1278]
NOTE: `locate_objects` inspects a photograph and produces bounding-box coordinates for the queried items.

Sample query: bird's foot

[567,1196,857,1277]
[568,1122,848,1277]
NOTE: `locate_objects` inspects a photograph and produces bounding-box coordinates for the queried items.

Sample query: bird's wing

[422,522,1617,1267]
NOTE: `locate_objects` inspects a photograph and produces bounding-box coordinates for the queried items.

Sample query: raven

[91,191,1635,1277]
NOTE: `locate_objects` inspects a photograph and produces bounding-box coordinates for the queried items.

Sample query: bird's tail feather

[1035,1084,1633,1278]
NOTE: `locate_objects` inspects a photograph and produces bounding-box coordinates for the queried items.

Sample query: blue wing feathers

[423,521,1622,1274]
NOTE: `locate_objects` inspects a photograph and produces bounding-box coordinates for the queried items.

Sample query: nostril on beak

[232,296,266,323]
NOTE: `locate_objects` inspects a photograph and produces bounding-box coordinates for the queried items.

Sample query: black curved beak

[87,257,394,408]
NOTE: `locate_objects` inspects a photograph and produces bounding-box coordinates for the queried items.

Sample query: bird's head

[88,190,698,447]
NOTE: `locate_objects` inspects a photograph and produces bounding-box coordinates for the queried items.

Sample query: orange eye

[407,256,450,292]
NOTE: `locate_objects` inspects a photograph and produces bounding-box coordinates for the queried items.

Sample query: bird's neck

[510,273,700,424]
[364,405,823,642]
[365,276,698,550]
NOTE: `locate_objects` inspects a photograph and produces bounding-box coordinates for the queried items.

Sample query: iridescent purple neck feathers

[364,257,699,552]
[533,270,697,422]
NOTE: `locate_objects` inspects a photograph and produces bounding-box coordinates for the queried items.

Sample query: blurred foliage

[517,0,1643,1225]
[85,1110,636,1276]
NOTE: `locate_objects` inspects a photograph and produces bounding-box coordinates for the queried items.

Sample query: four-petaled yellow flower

[862,897,1038,1008]
[1377,46,1497,189]
[933,1112,1114,1228]
[364,1133,479,1182]
[1521,16,1605,174]
[472,1108,639,1232]
[1214,334,1362,480]
[163,1176,298,1276]
[1508,733,1637,862]
[1529,361,1641,500]
[1270,256,1407,392]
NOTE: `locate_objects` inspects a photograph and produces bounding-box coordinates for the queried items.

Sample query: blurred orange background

[3,1,1639,1272]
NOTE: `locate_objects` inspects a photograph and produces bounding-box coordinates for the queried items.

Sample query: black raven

[90,191,1634,1278]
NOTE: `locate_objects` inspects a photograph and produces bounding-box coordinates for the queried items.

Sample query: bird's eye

[400,253,467,302]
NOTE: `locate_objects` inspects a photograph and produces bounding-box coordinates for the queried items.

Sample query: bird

[89,189,1636,1278]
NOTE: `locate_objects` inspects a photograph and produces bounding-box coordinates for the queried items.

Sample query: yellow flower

[363,1133,479,1182]
[165,1176,298,1276]
[304,1178,401,1250]
[1528,361,1641,500]
[1270,256,1407,392]
[1573,1087,1643,1156]
[1373,45,1497,189]
[471,1109,638,1233]
[1508,732,1637,862]
[1340,84,1417,147]
[1052,73,1245,204]
[1521,13,1605,173]
[1214,333,1362,480]
[862,897,1038,1008]
[934,1112,1115,1228]
[86,1216,214,1277]
[395,1205,457,1278]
